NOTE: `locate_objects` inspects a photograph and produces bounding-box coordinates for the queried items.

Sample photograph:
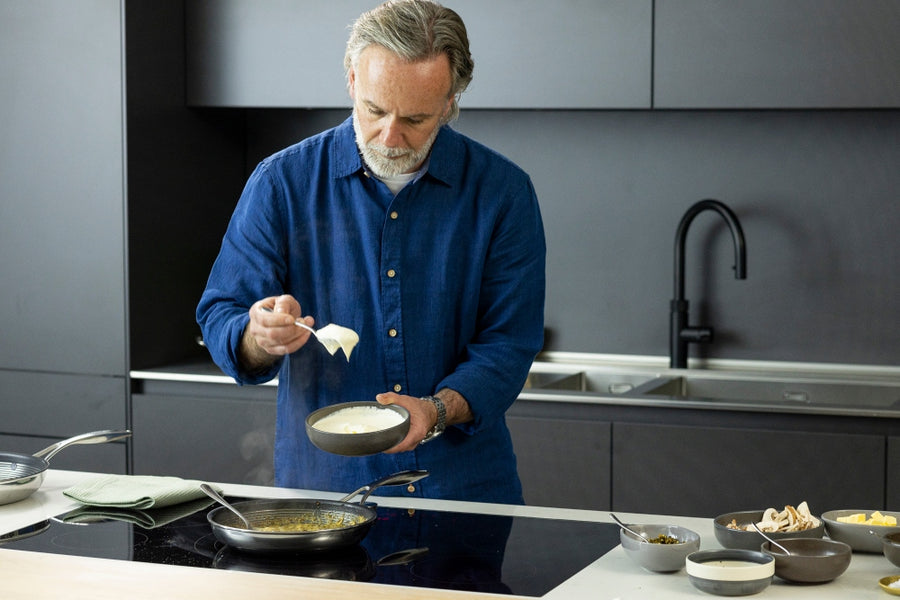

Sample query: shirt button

[387,269,396,278]
[388,328,397,337]
[407,484,416,493]
[393,384,402,392]
[390,211,399,220]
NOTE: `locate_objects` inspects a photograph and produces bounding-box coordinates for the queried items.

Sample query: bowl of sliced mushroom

[714,502,825,551]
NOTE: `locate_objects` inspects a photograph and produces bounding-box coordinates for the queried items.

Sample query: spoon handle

[259,306,318,337]
[200,483,253,530]
[751,522,791,555]
[610,512,649,543]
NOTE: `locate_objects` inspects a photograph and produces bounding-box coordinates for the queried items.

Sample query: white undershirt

[375,171,417,195]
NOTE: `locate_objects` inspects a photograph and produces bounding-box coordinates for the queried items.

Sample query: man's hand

[238,294,314,371]
[376,388,473,453]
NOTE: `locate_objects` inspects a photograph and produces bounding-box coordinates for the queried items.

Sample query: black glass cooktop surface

[0,498,620,597]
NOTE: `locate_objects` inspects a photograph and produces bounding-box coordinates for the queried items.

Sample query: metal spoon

[751,521,791,555]
[609,512,649,543]
[200,483,254,530]
[259,306,359,361]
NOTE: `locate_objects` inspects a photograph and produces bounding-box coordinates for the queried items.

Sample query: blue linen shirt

[197,117,545,503]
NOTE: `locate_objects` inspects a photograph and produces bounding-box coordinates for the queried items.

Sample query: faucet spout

[670,199,747,369]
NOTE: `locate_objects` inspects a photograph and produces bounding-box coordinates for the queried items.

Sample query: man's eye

[368,107,385,117]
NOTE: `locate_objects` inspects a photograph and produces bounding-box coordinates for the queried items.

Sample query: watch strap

[420,395,446,443]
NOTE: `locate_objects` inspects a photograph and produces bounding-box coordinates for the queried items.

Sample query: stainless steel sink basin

[522,370,584,390]
[525,368,659,395]
[637,375,900,409]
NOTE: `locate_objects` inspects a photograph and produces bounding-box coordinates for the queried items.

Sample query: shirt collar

[332,117,365,179]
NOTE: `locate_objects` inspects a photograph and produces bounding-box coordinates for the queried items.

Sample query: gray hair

[344,0,474,122]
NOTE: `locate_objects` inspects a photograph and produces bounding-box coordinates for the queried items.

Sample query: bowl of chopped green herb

[619,523,701,573]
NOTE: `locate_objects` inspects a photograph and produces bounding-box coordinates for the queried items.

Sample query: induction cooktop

[0,498,620,597]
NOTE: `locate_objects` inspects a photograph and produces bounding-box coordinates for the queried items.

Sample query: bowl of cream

[306,402,410,456]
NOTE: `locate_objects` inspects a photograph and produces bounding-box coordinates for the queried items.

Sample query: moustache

[367,143,411,158]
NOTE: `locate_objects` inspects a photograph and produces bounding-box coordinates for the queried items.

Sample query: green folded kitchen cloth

[63,474,219,510]
[60,497,215,529]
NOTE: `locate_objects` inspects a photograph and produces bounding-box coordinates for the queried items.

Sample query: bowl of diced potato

[821,510,900,553]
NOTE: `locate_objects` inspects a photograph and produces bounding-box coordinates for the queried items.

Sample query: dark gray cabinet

[185,0,652,109]
[507,414,611,510]
[0,371,126,438]
[0,1,127,376]
[509,396,893,516]
[0,1,129,475]
[187,1,900,110]
[886,437,900,511]
[655,0,900,108]
[132,381,276,485]
[613,422,884,517]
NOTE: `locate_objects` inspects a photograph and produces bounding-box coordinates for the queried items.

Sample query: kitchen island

[0,470,897,599]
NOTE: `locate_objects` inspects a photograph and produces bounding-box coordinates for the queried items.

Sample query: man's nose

[380,117,404,147]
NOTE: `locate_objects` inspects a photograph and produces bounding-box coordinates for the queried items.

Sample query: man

[197,0,545,503]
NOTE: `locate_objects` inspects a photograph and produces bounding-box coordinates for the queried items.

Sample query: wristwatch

[420,395,446,443]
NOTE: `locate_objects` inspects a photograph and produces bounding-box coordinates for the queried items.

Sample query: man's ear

[348,68,357,100]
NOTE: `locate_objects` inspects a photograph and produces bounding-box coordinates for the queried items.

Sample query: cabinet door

[132,393,276,485]
[0,371,126,438]
[655,0,900,108]
[507,416,611,510]
[0,1,126,375]
[613,422,884,517]
[186,0,651,108]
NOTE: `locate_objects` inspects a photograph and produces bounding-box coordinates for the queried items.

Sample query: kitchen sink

[636,375,900,409]
[523,362,900,412]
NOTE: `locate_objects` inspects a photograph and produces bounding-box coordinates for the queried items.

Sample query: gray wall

[244,108,900,367]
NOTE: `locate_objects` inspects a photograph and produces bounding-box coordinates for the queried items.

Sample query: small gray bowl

[760,538,851,583]
[619,524,701,573]
[714,510,824,551]
[306,402,410,456]
[822,509,900,553]
[686,549,774,596]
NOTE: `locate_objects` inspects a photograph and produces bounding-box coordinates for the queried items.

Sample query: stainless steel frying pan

[0,429,131,506]
[207,469,428,552]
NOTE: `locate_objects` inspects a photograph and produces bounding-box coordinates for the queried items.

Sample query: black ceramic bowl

[306,402,410,456]
[882,532,900,567]
[760,538,851,583]
[713,510,824,551]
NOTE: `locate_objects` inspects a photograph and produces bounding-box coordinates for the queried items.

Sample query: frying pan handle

[339,469,429,504]
[33,430,132,461]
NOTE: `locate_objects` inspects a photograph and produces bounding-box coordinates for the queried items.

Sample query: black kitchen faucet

[669,199,747,369]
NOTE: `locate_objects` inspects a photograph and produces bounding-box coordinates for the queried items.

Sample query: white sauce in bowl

[312,406,405,434]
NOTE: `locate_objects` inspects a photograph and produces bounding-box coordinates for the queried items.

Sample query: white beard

[353,110,441,178]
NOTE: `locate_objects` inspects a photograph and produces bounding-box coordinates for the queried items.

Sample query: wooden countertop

[0,548,515,600]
